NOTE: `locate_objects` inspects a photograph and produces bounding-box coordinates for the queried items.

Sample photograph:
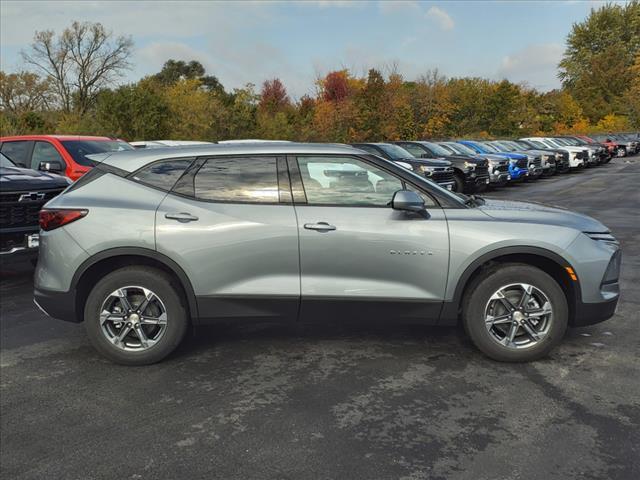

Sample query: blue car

[458,140,529,182]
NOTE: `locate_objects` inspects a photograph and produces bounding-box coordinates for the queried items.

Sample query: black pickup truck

[0,152,69,261]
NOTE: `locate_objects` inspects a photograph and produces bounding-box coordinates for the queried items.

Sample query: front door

[291,155,450,323]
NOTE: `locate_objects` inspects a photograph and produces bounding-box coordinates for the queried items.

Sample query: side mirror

[39,161,63,173]
[391,190,426,213]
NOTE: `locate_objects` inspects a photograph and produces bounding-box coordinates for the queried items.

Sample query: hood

[0,165,70,191]
[524,149,553,157]
[409,157,452,167]
[478,198,608,232]
[474,153,508,164]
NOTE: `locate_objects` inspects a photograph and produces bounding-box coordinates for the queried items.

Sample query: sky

[0,1,625,98]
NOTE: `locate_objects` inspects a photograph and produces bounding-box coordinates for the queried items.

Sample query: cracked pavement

[1,158,639,479]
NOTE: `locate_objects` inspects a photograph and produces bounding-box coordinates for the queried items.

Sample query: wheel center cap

[513,311,525,323]
[128,313,140,325]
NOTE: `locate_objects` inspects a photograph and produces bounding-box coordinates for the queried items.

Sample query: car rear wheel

[462,264,568,362]
[84,266,188,365]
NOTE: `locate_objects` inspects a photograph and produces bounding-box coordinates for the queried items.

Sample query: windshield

[527,140,547,149]
[0,152,16,167]
[61,140,133,166]
[420,142,452,157]
[442,142,475,156]
[478,142,499,153]
[377,143,415,160]
[553,138,571,146]
[543,139,561,148]
[489,142,510,152]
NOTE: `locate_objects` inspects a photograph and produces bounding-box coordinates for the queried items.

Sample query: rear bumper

[573,294,619,327]
[33,287,79,323]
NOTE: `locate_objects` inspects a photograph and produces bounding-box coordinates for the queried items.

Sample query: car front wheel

[84,266,188,365]
[463,264,568,362]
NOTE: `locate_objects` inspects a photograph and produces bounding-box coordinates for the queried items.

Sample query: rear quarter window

[130,159,194,192]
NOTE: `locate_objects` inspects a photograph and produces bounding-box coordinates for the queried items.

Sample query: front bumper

[489,171,510,185]
[436,180,456,191]
[573,294,619,326]
[528,166,543,177]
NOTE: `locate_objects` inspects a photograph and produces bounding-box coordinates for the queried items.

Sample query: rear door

[155,155,300,322]
[290,154,450,323]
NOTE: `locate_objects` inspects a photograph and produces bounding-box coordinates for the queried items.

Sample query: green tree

[94,79,170,140]
[559,1,640,122]
[153,59,225,96]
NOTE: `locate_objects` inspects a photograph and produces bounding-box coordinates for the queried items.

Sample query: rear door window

[0,141,33,167]
[180,156,279,204]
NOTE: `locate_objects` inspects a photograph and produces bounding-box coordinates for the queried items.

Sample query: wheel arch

[441,246,580,326]
[72,247,199,323]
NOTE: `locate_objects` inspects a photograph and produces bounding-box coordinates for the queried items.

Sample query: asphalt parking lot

[1,158,639,480]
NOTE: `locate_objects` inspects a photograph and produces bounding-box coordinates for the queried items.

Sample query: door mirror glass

[391,190,426,212]
[39,160,63,173]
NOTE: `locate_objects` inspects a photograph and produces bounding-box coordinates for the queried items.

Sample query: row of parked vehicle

[0,132,638,261]
[352,134,639,193]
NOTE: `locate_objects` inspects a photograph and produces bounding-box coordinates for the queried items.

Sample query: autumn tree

[626,53,640,128]
[0,71,53,113]
[559,1,640,122]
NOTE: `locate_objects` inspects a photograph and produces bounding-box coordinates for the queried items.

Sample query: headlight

[464,161,476,170]
[417,165,435,176]
[602,250,622,283]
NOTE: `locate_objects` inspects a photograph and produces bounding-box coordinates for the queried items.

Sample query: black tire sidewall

[463,265,568,362]
[84,267,188,365]
[453,174,465,193]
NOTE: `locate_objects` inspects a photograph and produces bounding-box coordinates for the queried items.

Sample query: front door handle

[304,222,336,232]
[165,212,199,223]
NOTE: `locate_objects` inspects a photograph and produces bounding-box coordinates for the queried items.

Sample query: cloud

[425,6,454,31]
[497,43,564,90]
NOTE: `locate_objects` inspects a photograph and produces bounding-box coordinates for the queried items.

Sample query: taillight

[39,209,88,231]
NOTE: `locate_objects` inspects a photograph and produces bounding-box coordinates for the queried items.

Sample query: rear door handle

[165,212,199,222]
[304,222,336,232]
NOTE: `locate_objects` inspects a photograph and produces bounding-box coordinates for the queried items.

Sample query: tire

[84,266,189,365]
[462,263,568,362]
[453,173,465,193]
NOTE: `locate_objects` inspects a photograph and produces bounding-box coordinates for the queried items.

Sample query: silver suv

[34,143,621,365]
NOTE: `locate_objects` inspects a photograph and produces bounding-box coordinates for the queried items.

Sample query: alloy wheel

[99,286,168,351]
[484,283,553,349]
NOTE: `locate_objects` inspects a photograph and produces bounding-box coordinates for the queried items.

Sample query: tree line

[1,2,638,142]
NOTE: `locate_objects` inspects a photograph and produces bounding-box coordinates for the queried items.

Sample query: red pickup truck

[0,135,133,181]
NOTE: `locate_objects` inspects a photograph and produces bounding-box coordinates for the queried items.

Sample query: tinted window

[353,144,381,156]
[131,159,193,191]
[31,141,64,169]
[298,156,402,206]
[1,141,31,167]
[399,143,428,158]
[193,157,279,203]
[1,152,15,167]
[61,140,133,166]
